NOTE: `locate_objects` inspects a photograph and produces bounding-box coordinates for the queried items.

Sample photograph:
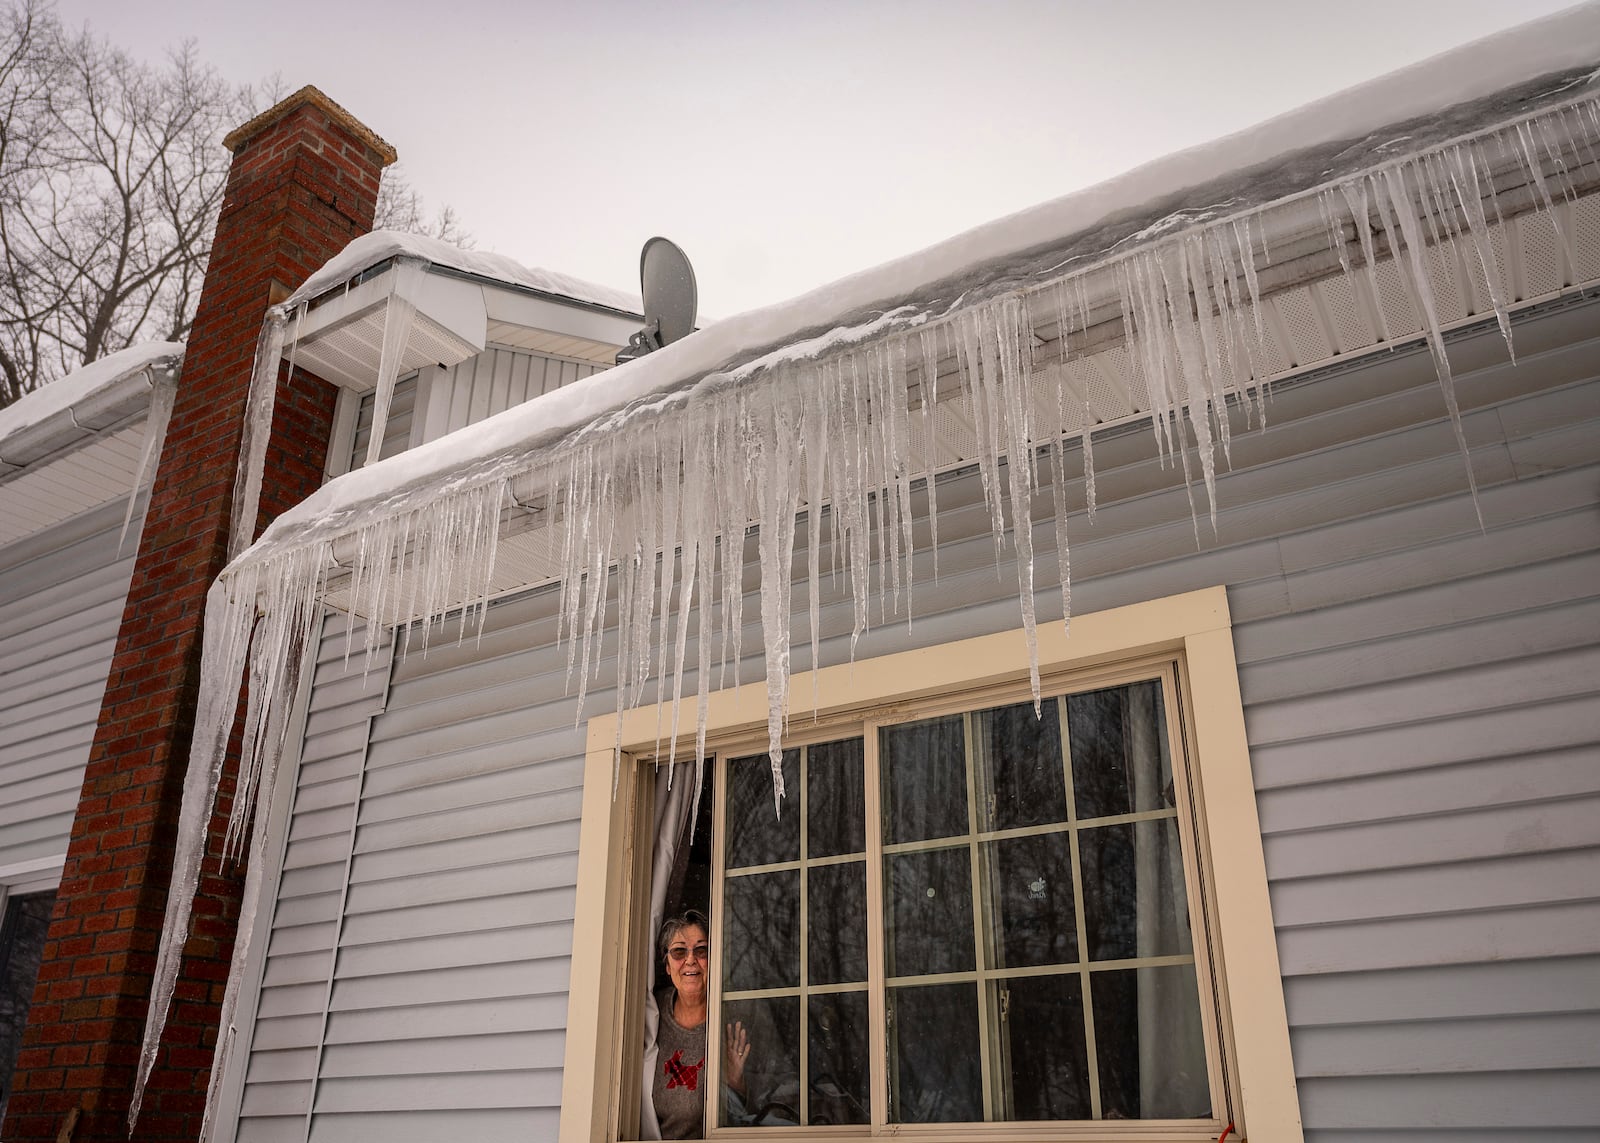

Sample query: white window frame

[560,586,1303,1143]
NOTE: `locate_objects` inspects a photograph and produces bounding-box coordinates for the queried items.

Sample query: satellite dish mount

[617,237,697,364]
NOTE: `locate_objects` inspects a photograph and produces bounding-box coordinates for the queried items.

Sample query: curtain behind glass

[1129,684,1208,1117]
[640,761,698,1140]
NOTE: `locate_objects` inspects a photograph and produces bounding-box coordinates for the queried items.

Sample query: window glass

[0,892,56,1119]
[720,738,872,1128]
[715,675,1213,1130]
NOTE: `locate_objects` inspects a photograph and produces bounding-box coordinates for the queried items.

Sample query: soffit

[291,264,634,389]
[0,421,146,548]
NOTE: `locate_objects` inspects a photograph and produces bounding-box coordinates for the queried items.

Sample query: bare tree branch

[0,3,469,409]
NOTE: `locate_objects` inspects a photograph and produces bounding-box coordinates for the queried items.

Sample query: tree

[0,1,467,408]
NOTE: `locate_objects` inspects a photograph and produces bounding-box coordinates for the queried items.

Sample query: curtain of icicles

[134,92,1599,1132]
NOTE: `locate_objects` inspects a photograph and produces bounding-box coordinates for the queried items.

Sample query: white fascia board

[410,272,489,354]
[291,263,488,391]
[481,285,638,350]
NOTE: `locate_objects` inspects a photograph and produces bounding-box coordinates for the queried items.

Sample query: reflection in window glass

[883,846,973,977]
[808,992,870,1125]
[0,892,55,1119]
[716,674,1213,1129]
[720,739,871,1128]
[879,679,1211,1124]
[880,715,966,844]
[888,982,982,1123]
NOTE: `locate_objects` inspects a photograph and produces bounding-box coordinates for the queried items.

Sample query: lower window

[708,665,1222,1133]
[564,589,1303,1143]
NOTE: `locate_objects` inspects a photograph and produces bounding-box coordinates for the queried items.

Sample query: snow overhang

[280,230,643,390]
[216,3,1600,625]
[0,343,182,547]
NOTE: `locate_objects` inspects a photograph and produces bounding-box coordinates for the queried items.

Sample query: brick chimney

[2,88,395,1142]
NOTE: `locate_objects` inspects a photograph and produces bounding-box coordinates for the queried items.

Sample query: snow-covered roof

[259,2,1600,551]
[0,342,182,549]
[291,230,642,317]
[0,342,181,455]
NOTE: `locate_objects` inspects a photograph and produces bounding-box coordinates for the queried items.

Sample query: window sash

[704,658,1230,1137]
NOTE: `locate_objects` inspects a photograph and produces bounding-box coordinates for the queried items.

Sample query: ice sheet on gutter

[263,1,1600,547]
[0,341,183,446]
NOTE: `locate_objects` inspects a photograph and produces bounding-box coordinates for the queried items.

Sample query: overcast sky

[56,0,1582,321]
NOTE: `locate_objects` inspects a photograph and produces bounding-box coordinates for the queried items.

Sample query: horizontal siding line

[1268,855,1600,925]
[1276,898,1600,974]
[1238,589,1600,681]
[1259,782,1600,842]
[1249,692,1599,790]
[1291,1010,1600,1076]
[345,834,580,884]
[341,846,580,894]
[320,993,571,1028]
[357,744,582,795]
[1261,794,1600,880]
[330,947,572,984]
[362,717,588,769]
[339,862,579,916]
[1270,867,1600,903]
[352,783,583,836]
[1244,660,1600,750]
[355,770,584,820]
[1257,745,1600,834]
[328,984,574,1013]
[1235,547,1600,663]
[1280,941,1600,1024]
[1290,1005,1600,1034]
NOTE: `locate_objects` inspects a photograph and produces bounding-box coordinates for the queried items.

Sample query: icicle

[1377,164,1484,527]
[1442,144,1515,356]
[366,260,427,468]
[120,362,178,552]
[228,308,288,562]
[756,395,799,810]
[131,575,261,1129]
[915,333,942,582]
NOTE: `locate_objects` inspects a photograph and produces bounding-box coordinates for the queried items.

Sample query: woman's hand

[724,1020,750,1094]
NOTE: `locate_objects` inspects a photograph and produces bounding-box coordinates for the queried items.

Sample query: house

[4,6,1600,1142]
[0,341,182,1104]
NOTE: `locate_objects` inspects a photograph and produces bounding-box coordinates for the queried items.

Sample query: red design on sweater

[664,1048,704,1092]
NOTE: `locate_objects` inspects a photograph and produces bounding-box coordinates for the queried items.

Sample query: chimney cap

[223,85,398,166]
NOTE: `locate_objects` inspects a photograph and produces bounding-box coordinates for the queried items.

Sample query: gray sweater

[653,993,707,1139]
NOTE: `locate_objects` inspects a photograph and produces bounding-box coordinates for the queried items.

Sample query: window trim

[560,586,1303,1143]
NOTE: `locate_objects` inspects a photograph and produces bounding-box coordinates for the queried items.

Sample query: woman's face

[665,922,709,1002]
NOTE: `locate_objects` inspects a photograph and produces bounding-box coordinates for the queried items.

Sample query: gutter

[0,359,174,482]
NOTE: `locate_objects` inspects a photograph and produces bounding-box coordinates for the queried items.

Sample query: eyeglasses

[668,943,709,963]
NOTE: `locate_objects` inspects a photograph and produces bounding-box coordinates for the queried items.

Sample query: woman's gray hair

[658,908,710,966]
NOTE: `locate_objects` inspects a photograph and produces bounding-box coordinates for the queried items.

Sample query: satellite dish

[616,237,697,364]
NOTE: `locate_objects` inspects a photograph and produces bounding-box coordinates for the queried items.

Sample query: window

[562,588,1303,1143]
[715,669,1215,1130]
[0,891,56,1119]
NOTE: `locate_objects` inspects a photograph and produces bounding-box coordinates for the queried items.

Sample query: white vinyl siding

[349,375,418,472]
[0,503,140,884]
[233,617,393,1143]
[423,345,603,441]
[229,298,1600,1141]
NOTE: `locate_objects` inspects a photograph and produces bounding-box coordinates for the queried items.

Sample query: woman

[654,910,749,1139]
